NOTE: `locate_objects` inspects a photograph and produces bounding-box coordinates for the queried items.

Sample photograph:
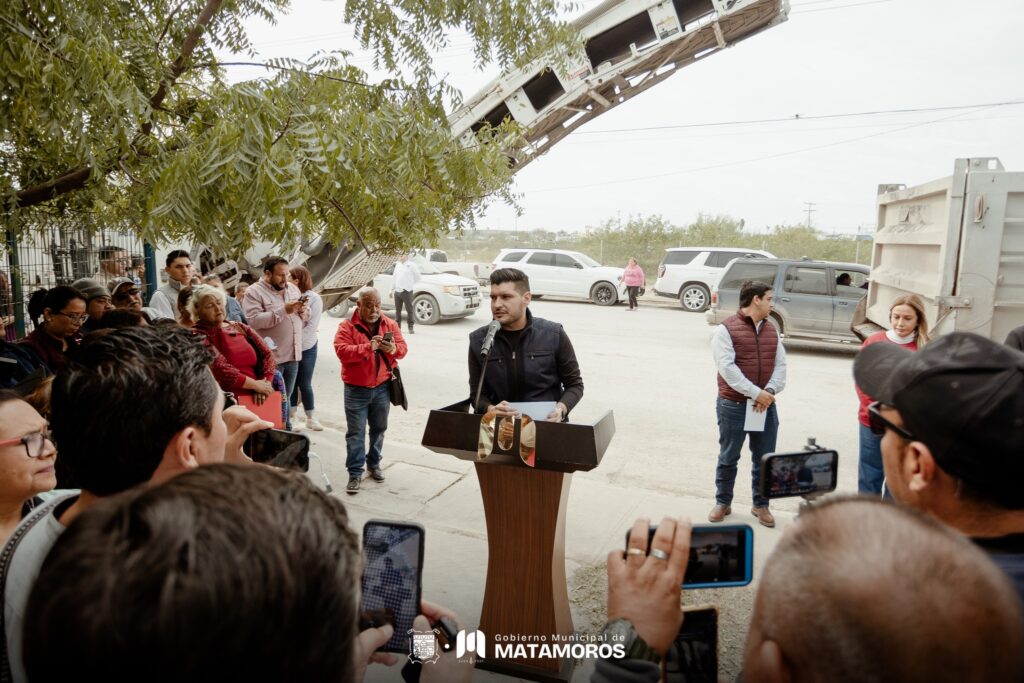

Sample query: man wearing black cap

[853,332,1024,598]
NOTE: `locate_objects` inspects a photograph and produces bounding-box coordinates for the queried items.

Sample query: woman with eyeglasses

[17,286,87,373]
[0,391,57,543]
[855,293,930,495]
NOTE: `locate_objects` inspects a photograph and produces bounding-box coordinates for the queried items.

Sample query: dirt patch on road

[570,561,755,680]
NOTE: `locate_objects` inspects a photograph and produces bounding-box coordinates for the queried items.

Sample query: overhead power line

[573,99,1024,135]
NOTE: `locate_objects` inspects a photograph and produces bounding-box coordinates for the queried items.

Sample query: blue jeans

[290,344,318,412]
[858,423,887,496]
[344,383,391,477]
[715,398,778,509]
[278,361,299,413]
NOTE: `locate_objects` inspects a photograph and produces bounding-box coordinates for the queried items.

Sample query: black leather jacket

[467,309,584,415]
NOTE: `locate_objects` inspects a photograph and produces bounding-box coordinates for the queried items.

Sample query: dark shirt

[1006,325,1024,352]
[17,328,74,374]
[972,533,1024,603]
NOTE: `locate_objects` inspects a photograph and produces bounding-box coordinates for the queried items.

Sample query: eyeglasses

[867,402,915,441]
[0,430,54,458]
[53,311,89,324]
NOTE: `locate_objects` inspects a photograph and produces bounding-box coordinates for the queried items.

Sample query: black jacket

[467,309,584,415]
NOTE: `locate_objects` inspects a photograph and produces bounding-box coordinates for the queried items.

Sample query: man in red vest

[709,280,787,527]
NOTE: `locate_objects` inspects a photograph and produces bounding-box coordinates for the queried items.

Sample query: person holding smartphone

[333,287,407,494]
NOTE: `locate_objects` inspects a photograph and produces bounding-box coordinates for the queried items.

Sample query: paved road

[309,295,862,514]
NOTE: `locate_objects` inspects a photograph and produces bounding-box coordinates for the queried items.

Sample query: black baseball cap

[853,332,1024,507]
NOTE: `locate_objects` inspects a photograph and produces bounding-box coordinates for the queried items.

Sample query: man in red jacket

[709,281,787,528]
[333,288,408,494]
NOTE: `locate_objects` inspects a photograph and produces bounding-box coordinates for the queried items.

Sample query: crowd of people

[1,254,1023,682]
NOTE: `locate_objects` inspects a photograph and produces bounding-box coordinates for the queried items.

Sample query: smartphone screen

[245,429,310,471]
[626,524,753,589]
[665,606,718,683]
[759,449,838,499]
[360,520,425,652]
[383,331,394,342]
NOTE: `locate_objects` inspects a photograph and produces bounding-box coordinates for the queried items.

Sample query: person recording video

[467,269,583,422]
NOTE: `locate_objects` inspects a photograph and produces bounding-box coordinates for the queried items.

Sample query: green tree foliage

[447,214,871,272]
[1,0,579,251]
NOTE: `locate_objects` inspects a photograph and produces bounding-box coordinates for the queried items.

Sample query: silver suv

[706,258,869,341]
[653,247,775,312]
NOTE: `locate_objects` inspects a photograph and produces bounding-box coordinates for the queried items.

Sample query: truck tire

[591,282,618,306]
[679,284,710,312]
[413,294,441,325]
[327,299,351,318]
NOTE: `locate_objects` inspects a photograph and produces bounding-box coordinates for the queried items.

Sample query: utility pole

[803,202,816,229]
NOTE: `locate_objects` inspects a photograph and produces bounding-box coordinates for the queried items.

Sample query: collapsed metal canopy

[449,0,790,170]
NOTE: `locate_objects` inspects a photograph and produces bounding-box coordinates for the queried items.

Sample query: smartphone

[759,449,839,500]
[360,520,425,653]
[664,606,718,683]
[625,524,754,589]
[245,428,310,471]
[383,331,394,343]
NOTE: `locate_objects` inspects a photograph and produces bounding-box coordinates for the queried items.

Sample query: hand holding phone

[360,520,425,653]
[245,428,310,471]
[624,523,753,589]
[608,517,692,657]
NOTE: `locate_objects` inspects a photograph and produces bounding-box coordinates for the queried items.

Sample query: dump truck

[856,157,1024,343]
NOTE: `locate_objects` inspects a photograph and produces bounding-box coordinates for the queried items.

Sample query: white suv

[491,248,627,305]
[653,247,775,312]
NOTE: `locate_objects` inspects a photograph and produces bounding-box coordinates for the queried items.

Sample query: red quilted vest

[717,311,778,401]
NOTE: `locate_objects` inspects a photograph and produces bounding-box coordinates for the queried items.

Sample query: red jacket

[333,311,407,388]
[855,330,918,425]
[193,321,276,393]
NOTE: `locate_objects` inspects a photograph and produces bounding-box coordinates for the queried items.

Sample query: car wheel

[679,284,710,312]
[768,313,784,337]
[591,282,617,306]
[413,294,441,325]
[327,299,350,318]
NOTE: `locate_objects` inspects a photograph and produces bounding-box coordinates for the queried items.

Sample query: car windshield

[411,256,441,274]
[571,252,601,268]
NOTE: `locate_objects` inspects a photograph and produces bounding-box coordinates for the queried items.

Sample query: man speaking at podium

[468,268,584,422]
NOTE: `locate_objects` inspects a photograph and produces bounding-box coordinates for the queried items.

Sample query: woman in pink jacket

[619,257,645,311]
[855,293,930,495]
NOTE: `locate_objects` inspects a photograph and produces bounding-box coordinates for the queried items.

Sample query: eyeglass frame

[867,401,916,441]
[51,311,89,324]
[0,430,55,458]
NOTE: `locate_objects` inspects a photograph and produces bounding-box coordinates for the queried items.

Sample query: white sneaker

[306,416,324,431]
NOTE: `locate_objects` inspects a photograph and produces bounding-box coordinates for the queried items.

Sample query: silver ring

[626,548,645,557]
[650,548,669,561]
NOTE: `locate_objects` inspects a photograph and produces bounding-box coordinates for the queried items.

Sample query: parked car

[327,256,481,325]
[706,258,869,342]
[491,248,626,305]
[653,247,775,312]
[415,248,494,285]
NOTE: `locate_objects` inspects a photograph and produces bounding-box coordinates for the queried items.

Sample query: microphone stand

[473,350,491,414]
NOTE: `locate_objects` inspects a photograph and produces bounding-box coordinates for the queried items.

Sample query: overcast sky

[225,0,1024,235]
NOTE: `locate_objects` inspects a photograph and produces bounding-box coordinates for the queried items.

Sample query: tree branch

[195,61,409,91]
[327,196,372,257]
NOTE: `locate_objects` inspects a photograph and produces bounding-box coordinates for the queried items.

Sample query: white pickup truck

[857,157,1023,342]
[328,255,482,325]
[416,249,494,285]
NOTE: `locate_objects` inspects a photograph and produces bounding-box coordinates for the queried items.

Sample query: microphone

[479,320,501,358]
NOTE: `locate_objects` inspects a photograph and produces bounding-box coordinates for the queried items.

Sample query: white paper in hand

[744,399,767,432]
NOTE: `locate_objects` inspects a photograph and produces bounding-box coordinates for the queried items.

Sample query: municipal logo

[407,628,441,664]
[456,629,486,658]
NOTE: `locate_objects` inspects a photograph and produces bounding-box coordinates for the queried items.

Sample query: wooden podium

[421,400,614,682]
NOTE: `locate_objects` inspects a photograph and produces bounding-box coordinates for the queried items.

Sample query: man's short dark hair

[263,255,289,273]
[96,309,147,330]
[98,245,122,260]
[490,268,530,294]
[50,326,217,496]
[24,464,361,682]
[165,249,190,267]
[739,280,772,307]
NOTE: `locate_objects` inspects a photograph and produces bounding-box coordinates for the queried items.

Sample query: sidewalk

[302,425,793,682]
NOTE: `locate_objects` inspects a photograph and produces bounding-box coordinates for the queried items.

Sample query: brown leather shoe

[708,504,732,523]
[751,507,775,528]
